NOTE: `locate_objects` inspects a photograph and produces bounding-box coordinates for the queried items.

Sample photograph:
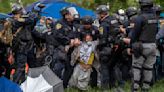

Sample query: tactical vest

[105,16,119,31]
[56,19,77,39]
[106,16,120,37]
[139,14,158,43]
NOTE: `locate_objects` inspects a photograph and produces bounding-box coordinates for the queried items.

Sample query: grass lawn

[65,79,164,92]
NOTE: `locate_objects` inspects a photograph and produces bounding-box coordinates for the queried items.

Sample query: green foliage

[0,0,164,13]
[0,0,37,13]
[67,0,164,13]
[0,0,10,13]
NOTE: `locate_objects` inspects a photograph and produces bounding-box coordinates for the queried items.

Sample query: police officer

[124,0,158,92]
[55,7,79,39]
[96,5,120,90]
[55,6,79,62]
[78,15,99,41]
[54,7,80,88]
[153,5,162,19]
[32,22,70,66]
[11,4,35,84]
[115,9,128,25]
[126,7,138,19]
[126,6,138,38]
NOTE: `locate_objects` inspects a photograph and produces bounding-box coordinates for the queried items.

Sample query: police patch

[55,23,62,30]
[111,20,118,24]
[147,19,158,24]
[99,27,104,35]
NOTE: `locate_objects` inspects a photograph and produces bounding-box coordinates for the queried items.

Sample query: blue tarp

[25,0,64,11]
[0,77,22,92]
[39,0,64,3]
[25,2,40,12]
[25,0,96,19]
[0,13,10,19]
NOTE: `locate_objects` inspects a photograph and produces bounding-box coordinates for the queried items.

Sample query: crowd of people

[0,0,164,92]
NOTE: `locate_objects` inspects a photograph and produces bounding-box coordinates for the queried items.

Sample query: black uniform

[54,19,78,39]
[98,15,120,88]
[54,16,81,88]
[77,25,99,41]
[12,17,35,84]
[32,28,70,65]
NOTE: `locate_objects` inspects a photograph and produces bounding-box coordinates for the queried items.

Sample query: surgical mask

[86,41,92,46]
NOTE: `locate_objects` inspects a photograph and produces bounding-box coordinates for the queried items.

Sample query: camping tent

[21,66,64,92]
[25,0,96,19]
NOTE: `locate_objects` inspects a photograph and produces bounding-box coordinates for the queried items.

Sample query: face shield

[67,7,79,19]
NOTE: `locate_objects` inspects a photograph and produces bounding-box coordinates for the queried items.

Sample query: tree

[0,0,164,13]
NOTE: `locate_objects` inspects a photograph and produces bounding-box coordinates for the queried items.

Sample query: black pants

[63,47,74,88]
[13,48,35,84]
[99,47,111,89]
[13,53,27,84]
[90,67,98,88]
[63,61,73,88]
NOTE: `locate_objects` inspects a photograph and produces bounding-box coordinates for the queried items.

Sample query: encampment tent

[25,0,96,19]
[21,66,64,92]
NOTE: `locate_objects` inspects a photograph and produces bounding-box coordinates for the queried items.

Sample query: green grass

[65,79,164,92]
[150,80,164,92]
